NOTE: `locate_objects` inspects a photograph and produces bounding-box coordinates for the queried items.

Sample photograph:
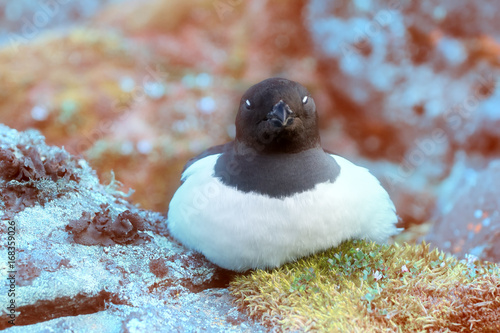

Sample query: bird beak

[268,100,294,127]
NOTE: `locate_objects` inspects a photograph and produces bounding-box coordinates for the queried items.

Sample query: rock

[0,124,265,332]
[426,153,500,262]
[4,290,255,333]
[0,27,237,212]
[352,157,439,226]
[306,0,500,226]
[0,1,109,44]
[307,0,500,159]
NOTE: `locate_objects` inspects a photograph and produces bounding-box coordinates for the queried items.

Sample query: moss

[229,240,500,332]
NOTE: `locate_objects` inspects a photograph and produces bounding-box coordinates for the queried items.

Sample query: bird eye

[302,96,308,104]
[245,100,251,108]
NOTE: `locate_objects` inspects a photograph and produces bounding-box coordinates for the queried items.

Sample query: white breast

[167,154,398,271]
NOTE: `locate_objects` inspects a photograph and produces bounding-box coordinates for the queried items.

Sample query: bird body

[167,78,399,271]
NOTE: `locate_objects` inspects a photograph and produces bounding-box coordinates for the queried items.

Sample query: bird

[167,78,399,272]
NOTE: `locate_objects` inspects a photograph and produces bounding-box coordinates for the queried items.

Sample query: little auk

[167,78,399,272]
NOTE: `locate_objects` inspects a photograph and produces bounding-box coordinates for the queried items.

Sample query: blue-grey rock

[426,153,500,262]
[306,0,500,226]
[0,124,265,332]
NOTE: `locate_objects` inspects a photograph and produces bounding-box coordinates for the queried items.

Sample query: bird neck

[233,138,321,156]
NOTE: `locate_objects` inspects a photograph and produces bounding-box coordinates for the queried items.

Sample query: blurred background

[0,0,499,262]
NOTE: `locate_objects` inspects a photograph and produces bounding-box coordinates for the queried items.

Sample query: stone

[306,0,500,226]
[427,153,500,262]
[0,124,265,332]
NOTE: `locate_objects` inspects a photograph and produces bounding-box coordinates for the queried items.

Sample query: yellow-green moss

[229,240,500,332]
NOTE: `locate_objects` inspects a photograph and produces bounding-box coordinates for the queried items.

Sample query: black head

[235,78,320,154]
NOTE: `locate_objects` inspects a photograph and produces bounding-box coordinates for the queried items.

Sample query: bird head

[235,78,321,154]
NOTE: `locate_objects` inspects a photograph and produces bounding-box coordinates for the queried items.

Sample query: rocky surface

[427,154,500,262]
[0,26,237,212]
[0,125,265,332]
[307,0,500,159]
[306,0,500,227]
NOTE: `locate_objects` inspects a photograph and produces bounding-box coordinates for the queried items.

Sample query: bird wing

[180,142,234,181]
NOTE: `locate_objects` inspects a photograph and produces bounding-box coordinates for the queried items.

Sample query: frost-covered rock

[0,124,265,332]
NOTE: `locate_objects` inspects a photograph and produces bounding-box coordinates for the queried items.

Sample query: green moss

[229,240,500,332]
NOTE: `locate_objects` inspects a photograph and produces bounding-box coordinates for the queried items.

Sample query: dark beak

[268,100,294,127]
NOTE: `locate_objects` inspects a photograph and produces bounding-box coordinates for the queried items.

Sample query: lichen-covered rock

[66,206,150,246]
[0,124,265,332]
[307,0,500,159]
[0,128,82,219]
[0,27,238,213]
[427,154,500,262]
[306,0,500,226]
[4,290,255,333]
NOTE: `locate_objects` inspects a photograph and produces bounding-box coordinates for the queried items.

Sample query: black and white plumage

[167,78,399,272]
